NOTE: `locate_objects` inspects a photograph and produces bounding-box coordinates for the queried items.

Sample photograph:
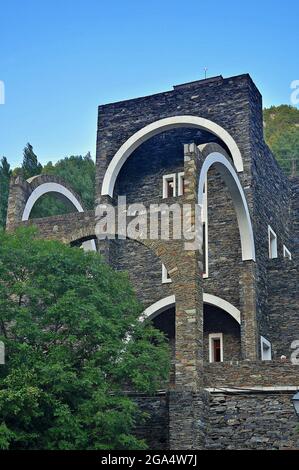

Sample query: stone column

[239,261,258,360]
[168,143,206,449]
[6,177,31,231]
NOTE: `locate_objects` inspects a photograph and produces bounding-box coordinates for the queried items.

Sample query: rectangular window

[162,264,171,283]
[178,172,185,196]
[261,336,272,361]
[268,226,278,259]
[283,245,292,260]
[163,174,176,198]
[209,333,223,363]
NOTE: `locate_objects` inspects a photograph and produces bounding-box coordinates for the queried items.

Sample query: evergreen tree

[0,157,12,228]
[22,143,42,180]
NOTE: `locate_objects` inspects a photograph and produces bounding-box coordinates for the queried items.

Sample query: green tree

[0,228,169,450]
[22,143,42,180]
[270,127,299,175]
[0,157,12,229]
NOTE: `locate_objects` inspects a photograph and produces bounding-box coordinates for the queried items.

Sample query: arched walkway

[198,144,255,261]
[141,293,241,324]
[101,116,244,197]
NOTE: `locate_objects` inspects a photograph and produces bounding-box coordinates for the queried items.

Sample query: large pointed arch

[101,115,244,197]
[198,145,255,261]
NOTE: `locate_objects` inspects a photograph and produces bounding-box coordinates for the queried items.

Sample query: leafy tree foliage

[0,157,12,229]
[264,105,299,175]
[0,228,169,450]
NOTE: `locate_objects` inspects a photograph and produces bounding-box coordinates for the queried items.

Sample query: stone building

[6,73,299,449]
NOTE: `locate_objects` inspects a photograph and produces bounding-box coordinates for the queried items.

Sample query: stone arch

[141,293,240,324]
[22,175,85,221]
[101,116,244,197]
[140,295,176,322]
[198,144,255,261]
[22,175,96,252]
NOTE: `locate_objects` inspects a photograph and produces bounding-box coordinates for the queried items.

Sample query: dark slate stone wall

[203,361,299,388]
[267,259,298,357]
[132,386,299,450]
[109,238,173,309]
[206,392,299,450]
[133,393,169,450]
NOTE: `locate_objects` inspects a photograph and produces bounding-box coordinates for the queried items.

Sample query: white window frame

[162,264,171,284]
[260,336,272,361]
[283,245,292,260]
[209,333,223,363]
[178,172,185,196]
[202,175,209,278]
[268,225,278,259]
[162,173,176,199]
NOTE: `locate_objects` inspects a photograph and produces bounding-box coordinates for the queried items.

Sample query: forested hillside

[263,105,299,175]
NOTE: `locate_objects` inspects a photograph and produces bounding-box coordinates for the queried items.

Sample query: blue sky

[0,0,298,168]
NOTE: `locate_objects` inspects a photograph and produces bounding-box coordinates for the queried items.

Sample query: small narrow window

[163,174,176,198]
[178,172,185,196]
[283,245,292,260]
[261,336,272,361]
[209,333,223,363]
[162,264,171,283]
[268,226,277,259]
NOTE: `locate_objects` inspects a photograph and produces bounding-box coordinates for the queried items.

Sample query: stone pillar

[239,261,258,360]
[167,143,206,449]
[168,390,209,450]
[6,176,31,231]
[94,194,114,264]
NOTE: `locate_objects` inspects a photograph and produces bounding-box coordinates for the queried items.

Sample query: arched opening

[28,192,79,219]
[198,148,255,261]
[22,181,85,220]
[203,304,241,362]
[101,115,244,197]
[141,294,241,383]
[22,179,96,252]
